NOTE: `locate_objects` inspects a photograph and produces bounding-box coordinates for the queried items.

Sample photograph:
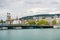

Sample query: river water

[0,29,60,40]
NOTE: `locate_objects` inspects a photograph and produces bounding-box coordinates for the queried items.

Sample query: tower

[16,16,18,20]
[7,13,11,20]
[6,13,11,24]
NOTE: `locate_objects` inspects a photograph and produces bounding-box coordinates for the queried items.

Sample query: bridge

[0,24,53,29]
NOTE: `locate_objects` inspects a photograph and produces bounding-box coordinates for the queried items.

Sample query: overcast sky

[0,0,60,20]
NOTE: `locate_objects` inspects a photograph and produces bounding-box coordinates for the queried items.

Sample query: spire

[16,16,18,20]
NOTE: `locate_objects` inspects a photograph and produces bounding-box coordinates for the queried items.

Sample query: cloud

[26,8,60,15]
[0,0,60,20]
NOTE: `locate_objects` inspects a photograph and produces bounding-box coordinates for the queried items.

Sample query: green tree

[26,20,36,26]
[36,19,49,26]
[52,19,58,25]
[0,20,4,24]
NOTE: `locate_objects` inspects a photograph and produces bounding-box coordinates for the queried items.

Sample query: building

[12,17,20,24]
[6,13,20,24]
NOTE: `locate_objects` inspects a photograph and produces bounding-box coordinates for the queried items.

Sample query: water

[0,29,60,40]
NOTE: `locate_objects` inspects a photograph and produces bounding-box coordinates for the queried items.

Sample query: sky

[0,0,60,20]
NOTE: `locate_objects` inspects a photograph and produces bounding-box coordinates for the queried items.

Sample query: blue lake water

[0,29,60,40]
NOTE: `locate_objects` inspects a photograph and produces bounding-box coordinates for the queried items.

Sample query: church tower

[6,13,11,24]
[7,13,11,20]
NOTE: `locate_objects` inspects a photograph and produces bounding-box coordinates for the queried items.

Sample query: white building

[12,20,20,24]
